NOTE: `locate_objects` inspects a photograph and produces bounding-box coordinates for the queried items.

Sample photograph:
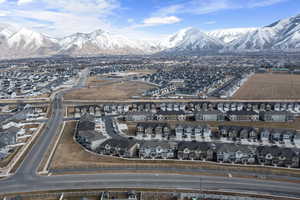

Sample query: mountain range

[1,13,300,59]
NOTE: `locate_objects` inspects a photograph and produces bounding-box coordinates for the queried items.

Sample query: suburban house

[216,144,256,164]
[177,141,215,161]
[156,110,186,121]
[195,110,225,121]
[76,114,107,150]
[139,141,177,159]
[259,128,297,144]
[260,111,295,122]
[295,134,300,146]
[97,138,138,158]
[256,146,299,168]
[260,128,271,143]
[218,126,258,141]
[125,111,153,121]
[227,111,259,121]
[175,124,211,141]
[136,122,171,140]
[0,127,18,146]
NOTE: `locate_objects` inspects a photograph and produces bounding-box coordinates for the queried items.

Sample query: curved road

[0,81,300,198]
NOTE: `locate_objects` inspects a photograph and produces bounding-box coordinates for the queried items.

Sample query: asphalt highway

[0,75,300,198]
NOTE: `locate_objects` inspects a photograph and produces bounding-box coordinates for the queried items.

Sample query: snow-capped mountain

[213,14,300,50]
[0,23,16,39]
[0,27,59,59]
[161,27,224,53]
[228,27,277,50]
[0,27,59,58]
[1,13,300,59]
[0,23,16,47]
[7,28,58,49]
[269,14,300,49]
[59,29,161,55]
[207,28,257,44]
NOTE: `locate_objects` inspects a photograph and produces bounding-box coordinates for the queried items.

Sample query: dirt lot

[232,73,300,100]
[49,122,300,177]
[50,122,125,170]
[86,77,115,87]
[64,81,156,100]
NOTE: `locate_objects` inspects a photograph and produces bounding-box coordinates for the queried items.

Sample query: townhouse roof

[177,141,211,151]
[195,110,223,115]
[227,111,258,115]
[140,141,177,149]
[257,146,296,158]
[77,114,95,131]
[77,130,106,142]
[100,138,137,149]
[156,110,185,115]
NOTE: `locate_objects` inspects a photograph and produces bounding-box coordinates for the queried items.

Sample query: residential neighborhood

[74,111,300,168]
[0,104,48,161]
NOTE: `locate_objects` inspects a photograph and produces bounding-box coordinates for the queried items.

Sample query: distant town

[1,53,300,199]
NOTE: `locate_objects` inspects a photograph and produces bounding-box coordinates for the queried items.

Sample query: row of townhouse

[143,84,177,97]
[135,123,211,141]
[75,114,108,150]
[124,110,294,123]
[133,123,300,146]
[95,139,300,168]
[197,110,295,122]
[73,101,300,117]
[219,126,300,145]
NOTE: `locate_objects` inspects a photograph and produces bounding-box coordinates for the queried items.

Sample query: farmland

[64,80,156,101]
[232,73,300,100]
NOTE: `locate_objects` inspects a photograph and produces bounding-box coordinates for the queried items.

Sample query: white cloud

[17,0,34,6]
[0,10,9,16]
[43,0,120,15]
[155,4,183,17]
[155,0,234,16]
[247,0,287,8]
[0,0,6,4]
[1,0,121,37]
[143,16,181,26]
[8,9,113,37]
[154,0,287,16]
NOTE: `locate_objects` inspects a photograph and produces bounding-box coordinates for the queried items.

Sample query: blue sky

[0,0,299,39]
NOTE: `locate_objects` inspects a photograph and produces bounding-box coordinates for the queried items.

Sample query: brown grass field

[232,73,300,100]
[86,77,115,87]
[49,122,300,178]
[64,81,156,100]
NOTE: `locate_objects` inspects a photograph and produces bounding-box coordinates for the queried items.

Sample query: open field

[232,73,300,100]
[64,81,156,101]
[86,77,115,87]
[49,122,300,178]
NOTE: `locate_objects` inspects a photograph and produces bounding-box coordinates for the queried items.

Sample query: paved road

[0,173,300,198]
[1,77,300,199]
